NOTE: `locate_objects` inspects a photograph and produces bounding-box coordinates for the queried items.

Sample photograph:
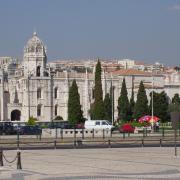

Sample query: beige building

[0,33,179,122]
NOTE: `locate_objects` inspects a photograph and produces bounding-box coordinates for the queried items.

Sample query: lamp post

[111,73,114,125]
[151,74,154,132]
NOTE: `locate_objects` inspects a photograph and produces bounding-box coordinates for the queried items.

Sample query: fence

[0,149,22,169]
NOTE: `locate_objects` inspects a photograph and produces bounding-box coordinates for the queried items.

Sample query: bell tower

[23,32,47,77]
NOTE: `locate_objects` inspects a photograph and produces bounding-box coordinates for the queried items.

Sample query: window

[37,88,41,99]
[37,105,41,116]
[36,66,40,77]
[95,121,100,125]
[102,121,108,125]
[54,87,58,99]
[55,105,58,116]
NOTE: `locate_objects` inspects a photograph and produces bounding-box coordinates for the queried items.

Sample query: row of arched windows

[37,104,59,117]
[37,87,59,99]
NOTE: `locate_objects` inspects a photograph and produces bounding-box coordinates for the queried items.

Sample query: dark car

[18,125,42,135]
[0,122,16,135]
[119,123,135,133]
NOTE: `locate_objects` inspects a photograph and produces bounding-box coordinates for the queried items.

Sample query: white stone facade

[0,33,179,122]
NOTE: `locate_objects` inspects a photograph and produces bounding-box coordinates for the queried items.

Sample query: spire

[14,88,19,104]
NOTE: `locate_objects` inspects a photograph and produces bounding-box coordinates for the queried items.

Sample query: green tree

[68,79,83,125]
[129,86,135,119]
[172,93,180,105]
[149,91,169,122]
[104,93,112,121]
[133,81,149,120]
[90,59,105,119]
[117,78,129,121]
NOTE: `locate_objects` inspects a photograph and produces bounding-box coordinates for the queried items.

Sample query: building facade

[0,33,179,122]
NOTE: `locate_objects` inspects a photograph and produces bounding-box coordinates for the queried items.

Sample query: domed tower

[23,32,47,77]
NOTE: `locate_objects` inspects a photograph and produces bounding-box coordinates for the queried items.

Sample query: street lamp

[151,74,154,132]
[111,73,114,125]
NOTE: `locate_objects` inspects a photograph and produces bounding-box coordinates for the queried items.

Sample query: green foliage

[133,81,149,120]
[118,78,129,121]
[172,93,180,105]
[90,59,105,119]
[54,116,63,121]
[130,121,151,128]
[149,91,169,123]
[129,86,135,119]
[104,93,112,121]
[68,79,83,125]
[26,116,37,126]
[168,103,180,112]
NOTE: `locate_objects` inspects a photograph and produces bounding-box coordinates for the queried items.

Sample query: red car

[119,123,135,133]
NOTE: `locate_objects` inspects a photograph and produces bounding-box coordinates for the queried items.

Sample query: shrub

[26,117,37,126]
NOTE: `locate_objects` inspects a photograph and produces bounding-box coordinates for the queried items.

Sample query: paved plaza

[0,147,180,180]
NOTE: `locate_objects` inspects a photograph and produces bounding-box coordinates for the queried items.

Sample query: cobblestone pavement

[0,147,180,180]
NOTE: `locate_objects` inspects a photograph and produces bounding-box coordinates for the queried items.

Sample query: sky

[0,0,180,66]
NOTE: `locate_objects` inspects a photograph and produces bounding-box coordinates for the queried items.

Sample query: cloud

[169,5,180,11]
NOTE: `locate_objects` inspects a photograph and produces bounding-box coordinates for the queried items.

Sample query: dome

[25,32,45,53]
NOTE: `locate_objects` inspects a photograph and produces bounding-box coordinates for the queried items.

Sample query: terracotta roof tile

[112,69,152,76]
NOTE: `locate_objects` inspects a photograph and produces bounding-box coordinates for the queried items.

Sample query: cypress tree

[117,78,129,121]
[104,93,112,121]
[90,59,105,119]
[129,86,135,120]
[133,81,148,120]
[68,79,83,125]
[172,93,180,105]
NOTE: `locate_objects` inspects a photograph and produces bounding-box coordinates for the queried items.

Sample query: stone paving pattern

[0,147,180,179]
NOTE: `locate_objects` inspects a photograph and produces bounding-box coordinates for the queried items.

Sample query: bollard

[60,128,63,140]
[74,128,76,139]
[162,127,165,137]
[17,133,20,149]
[103,129,105,139]
[73,140,76,148]
[0,149,3,166]
[108,140,111,148]
[143,129,145,138]
[110,129,112,138]
[92,129,94,139]
[160,139,162,147]
[141,139,144,147]
[123,132,125,139]
[17,151,22,170]
[54,140,57,149]
[82,128,84,139]
[55,128,58,139]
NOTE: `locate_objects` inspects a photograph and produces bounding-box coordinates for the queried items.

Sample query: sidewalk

[0,147,180,179]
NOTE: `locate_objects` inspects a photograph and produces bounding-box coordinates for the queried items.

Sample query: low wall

[42,128,112,138]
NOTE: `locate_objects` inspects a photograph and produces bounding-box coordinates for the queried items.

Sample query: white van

[84,120,114,130]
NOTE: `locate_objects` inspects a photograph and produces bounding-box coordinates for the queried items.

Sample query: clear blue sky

[0,0,180,65]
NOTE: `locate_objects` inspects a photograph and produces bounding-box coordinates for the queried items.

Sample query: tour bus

[84,120,114,130]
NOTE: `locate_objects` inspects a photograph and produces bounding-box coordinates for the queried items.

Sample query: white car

[84,120,114,130]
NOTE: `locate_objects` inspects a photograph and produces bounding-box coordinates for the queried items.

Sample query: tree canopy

[90,59,105,119]
[133,81,149,120]
[118,78,129,121]
[68,79,83,125]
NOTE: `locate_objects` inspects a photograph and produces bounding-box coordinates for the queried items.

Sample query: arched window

[37,104,41,116]
[54,87,58,99]
[55,105,58,116]
[37,88,41,99]
[36,66,41,77]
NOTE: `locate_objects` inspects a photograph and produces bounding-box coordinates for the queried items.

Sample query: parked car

[0,122,16,135]
[84,120,114,130]
[119,123,135,133]
[18,125,42,135]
